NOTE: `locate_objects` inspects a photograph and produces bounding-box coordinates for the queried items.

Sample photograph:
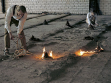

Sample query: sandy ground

[0,13,111,83]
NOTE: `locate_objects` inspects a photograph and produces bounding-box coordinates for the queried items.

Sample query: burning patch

[95,44,104,52]
[79,49,96,56]
[41,47,53,60]
[75,42,104,56]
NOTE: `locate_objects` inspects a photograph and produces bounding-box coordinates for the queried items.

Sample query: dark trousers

[4,17,27,50]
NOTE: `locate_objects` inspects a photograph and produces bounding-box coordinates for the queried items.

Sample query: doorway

[1,0,5,13]
[89,0,101,15]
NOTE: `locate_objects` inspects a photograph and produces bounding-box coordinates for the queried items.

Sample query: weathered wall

[0,1,2,13]
[4,0,111,15]
[99,0,111,15]
[5,0,89,14]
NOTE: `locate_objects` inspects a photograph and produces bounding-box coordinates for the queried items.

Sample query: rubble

[84,36,94,40]
[43,19,48,25]
[95,42,104,52]
[30,35,41,41]
[66,20,73,28]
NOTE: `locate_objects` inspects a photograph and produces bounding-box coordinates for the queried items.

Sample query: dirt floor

[0,13,111,83]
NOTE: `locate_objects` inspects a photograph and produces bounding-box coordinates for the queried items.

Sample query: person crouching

[4,5,29,55]
[86,10,98,30]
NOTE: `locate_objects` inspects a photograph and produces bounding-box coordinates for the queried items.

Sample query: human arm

[86,13,91,25]
[9,32,15,40]
[5,6,15,39]
[91,14,98,27]
[17,13,27,39]
[95,14,98,26]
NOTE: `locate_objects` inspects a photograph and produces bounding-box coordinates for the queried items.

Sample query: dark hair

[17,5,26,13]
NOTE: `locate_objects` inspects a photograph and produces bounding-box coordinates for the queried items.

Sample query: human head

[90,8,96,15]
[90,8,95,15]
[17,5,26,17]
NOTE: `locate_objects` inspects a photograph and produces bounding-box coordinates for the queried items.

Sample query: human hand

[96,23,99,26]
[18,34,23,39]
[9,32,15,40]
[91,23,95,27]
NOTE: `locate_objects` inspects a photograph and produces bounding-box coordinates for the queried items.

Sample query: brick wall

[5,0,89,14]
[99,0,111,15]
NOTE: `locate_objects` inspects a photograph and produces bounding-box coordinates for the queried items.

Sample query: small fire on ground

[79,49,96,56]
[75,47,104,56]
[41,47,53,59]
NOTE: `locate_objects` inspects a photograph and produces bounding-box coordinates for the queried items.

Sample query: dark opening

[89,0,102,15]
[1,0,5,13]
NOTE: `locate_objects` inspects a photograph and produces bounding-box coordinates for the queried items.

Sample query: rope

[13,37,20,50]
[12,37,25,59]
[12,36,32,59]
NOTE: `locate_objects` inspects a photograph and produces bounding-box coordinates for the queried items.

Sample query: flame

[75,49,96,56]
[80,50,95,56]
[49,51,52,57]
[43,47,45,52]
[101,48,103,50]
[41,47,53,59]
[75,49,84,56]
[80,49,84,56]
[42,47,45,59]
